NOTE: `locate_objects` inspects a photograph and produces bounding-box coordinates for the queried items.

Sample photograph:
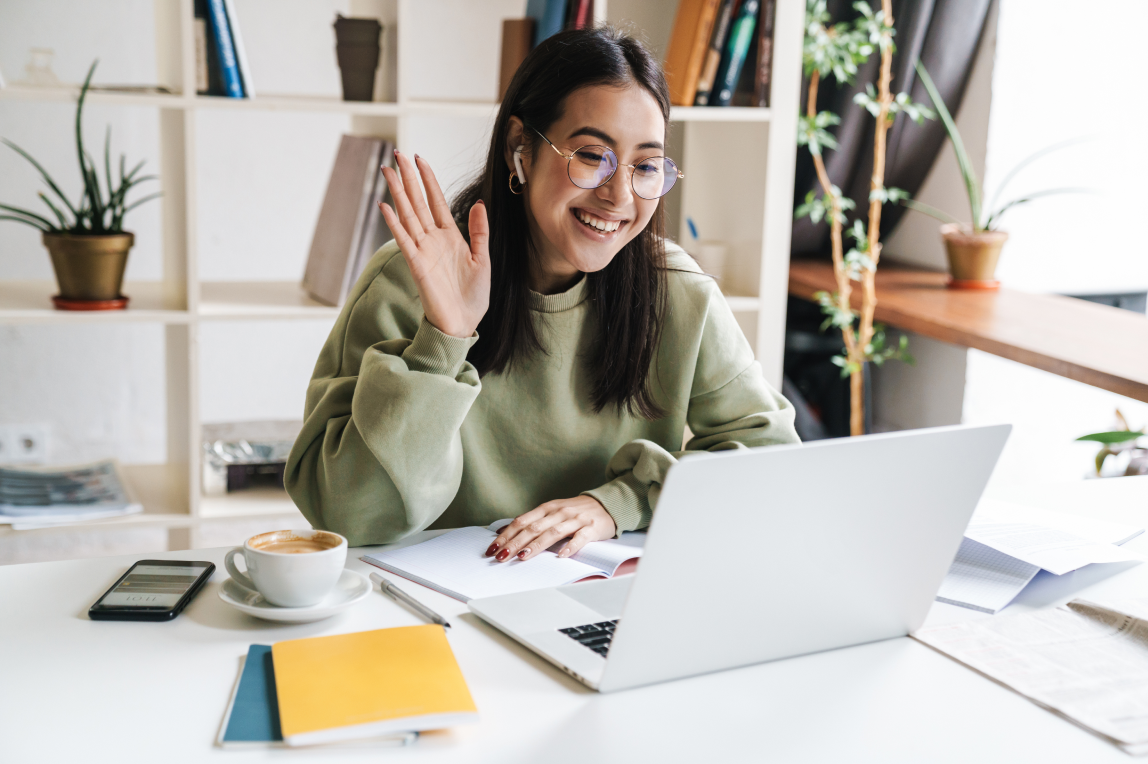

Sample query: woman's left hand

[487,496,617,562]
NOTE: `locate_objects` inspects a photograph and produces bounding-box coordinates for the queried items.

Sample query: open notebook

[362,520,645,602]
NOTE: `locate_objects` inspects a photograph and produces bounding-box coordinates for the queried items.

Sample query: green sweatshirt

[285,240,799,546]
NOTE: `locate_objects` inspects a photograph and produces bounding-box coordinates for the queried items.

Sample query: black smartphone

[89,559,216,621]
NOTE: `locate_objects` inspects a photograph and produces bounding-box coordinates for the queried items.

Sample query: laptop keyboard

[559,620,618,656]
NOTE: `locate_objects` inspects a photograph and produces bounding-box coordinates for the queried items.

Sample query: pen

[369,572,451,629]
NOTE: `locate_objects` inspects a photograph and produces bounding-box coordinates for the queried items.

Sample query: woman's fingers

[394,151,437,232]
[518,520,580,561]
[468,200,490,264]
[378,202,420,267]
[557,526,597,559]
[382,165,425,245]
[415,155,452,229]
[491,506,563,561]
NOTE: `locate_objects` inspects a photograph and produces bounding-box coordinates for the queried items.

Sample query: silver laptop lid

[598,424,1011,693]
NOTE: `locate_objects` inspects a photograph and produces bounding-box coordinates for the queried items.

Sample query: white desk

[3,476,1147,763]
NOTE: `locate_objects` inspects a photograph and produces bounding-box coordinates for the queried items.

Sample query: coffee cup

[224,529,347,608]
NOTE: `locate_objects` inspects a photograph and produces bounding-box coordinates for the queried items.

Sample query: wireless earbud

[513,147,527,185]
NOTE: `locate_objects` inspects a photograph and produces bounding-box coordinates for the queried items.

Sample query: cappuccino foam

[259,539,331,554]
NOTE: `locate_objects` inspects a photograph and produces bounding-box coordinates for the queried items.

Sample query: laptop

[468,424,1011,693]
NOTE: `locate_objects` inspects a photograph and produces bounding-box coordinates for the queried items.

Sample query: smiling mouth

[573,208,626,234]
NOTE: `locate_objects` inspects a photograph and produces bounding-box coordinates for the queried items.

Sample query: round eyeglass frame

[527,124,684,200]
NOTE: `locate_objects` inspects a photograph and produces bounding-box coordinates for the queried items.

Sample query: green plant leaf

[983,187,1093,230]
[899,197,962,226]
[915,61,982,230]
[37,192,68,229]
[0,214,50,231]
[0,138,79,221]
[987,136,1094,214]
[1076,431,1144,444]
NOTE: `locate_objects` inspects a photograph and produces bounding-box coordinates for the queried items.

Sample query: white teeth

[576,210,620,233]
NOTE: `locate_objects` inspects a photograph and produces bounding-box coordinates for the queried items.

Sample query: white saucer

[218,569,371,623]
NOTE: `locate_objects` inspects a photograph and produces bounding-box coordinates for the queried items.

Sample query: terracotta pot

[42,231,134,306]
[939,223,1008,290]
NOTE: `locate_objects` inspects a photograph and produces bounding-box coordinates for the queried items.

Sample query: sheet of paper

[976,499,1145,546]
[364,527,611,602]
[914,597,1148,753]
[965,516,1144,575]
[935,538,1040,613]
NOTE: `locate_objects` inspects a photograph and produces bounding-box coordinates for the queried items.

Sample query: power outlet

[0,423,51,465]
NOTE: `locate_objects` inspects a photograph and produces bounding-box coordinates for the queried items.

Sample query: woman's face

[507,84,666,293]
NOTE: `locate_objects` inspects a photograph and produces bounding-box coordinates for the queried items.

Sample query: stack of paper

[915,597,1148,754]
[937,500,1144,613]
[0,460,142,529]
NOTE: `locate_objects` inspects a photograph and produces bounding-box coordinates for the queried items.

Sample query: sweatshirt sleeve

[583,264,800,534]
[284,244,481,546]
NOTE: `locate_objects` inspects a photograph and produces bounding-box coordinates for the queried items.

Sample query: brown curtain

[791,0,994,258]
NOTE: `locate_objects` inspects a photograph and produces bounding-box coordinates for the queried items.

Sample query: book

[348,139,396,291]
[713,0,759,107]
[362,519,645,602]
[693,0,737,106]
[217,645,418,749]
[526,0,568,47]
[499,19,535,101]
[302,135,393,307]
[205,0,244,97]
[193,0,224,96]
[752,0,775,107]
[222,0,255,98]
[567,0,594,29]
[663,0,722,107]
[0,460,142,529]
[272,626,477,746]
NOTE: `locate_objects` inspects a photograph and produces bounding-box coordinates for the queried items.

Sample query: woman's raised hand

[378,151,490,338]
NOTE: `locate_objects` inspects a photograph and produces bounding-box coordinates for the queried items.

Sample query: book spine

[528,0,568,47]
[499,18,535,100]
[693,0,737,106]
[753,0,775,107]
[572,0,593,29]
[664,0,722,107]
[714,0,759,107]
[206,0,244,98]
[222,0,255,98]
[194,19,209,92]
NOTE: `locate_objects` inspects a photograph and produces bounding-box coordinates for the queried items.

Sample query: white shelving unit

[0,0,803,550]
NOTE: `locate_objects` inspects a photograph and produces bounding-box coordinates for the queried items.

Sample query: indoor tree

[795,0,932,436]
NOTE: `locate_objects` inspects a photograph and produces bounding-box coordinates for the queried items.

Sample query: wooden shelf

[0,281,189,324]
[788,259,1148,403]
[198,281,338,321]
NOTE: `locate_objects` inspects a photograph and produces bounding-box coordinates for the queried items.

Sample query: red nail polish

[485,543,498,557]
[518,549,529,560]
[496,549,510,562]
[393,148,401,155]
[414,153,421,161]
[476,199,485,206]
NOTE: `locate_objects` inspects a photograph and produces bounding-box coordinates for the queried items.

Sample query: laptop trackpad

[558,576,633,618]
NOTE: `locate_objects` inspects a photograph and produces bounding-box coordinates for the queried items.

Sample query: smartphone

[89,559,216,621]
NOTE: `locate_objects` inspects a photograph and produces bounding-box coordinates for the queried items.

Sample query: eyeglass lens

[568,146,680,200]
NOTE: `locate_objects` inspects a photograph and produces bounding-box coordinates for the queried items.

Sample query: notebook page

[976,499,1145,546]
[362,527,607,602]
[965,516,1144,576]
[936,537,1040,613]
[486,519,646,575]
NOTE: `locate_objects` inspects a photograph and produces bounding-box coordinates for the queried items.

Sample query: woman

[285,26,798,562]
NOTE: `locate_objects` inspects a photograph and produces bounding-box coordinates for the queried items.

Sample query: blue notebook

[217,644,419,749]
[219,645,280,745]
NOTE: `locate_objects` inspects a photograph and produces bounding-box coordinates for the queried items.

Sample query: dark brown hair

[451,25,670,419]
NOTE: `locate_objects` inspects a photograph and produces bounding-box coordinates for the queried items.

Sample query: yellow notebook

[271,625,478,746]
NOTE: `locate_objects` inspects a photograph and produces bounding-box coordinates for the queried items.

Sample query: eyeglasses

[528,125,683,200]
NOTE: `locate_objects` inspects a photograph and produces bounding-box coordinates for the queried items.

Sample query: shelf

[788,259,1148,403]
[198,281,339,320]
[669,106,772,122]
[198,489,307,521]
[0,84,186,109]
[0,281,189,324]
[1,86,771,123]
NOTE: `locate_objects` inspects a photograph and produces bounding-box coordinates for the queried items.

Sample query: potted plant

[902,62,1086,290]
[0,61,160,310]
[1077,410,1148,478]
[796,0,932,435]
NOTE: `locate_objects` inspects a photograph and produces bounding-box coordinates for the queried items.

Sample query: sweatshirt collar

[528,274,589,313]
